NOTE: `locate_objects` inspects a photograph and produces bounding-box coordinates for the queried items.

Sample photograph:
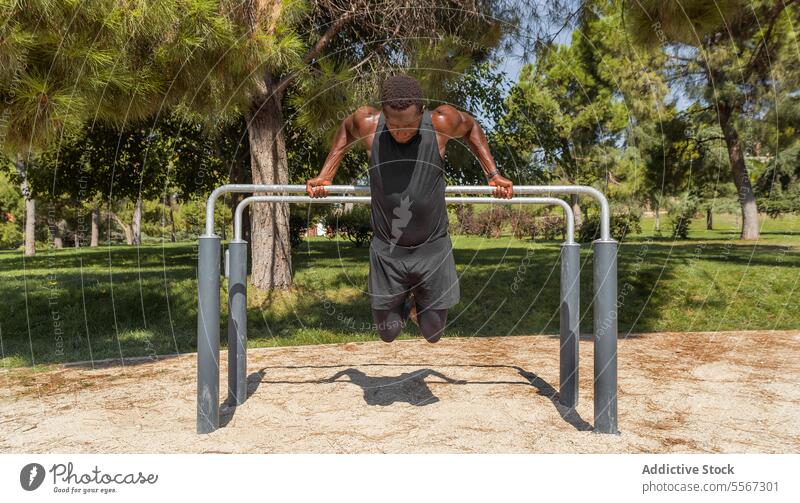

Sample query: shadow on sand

[220,362,591,432]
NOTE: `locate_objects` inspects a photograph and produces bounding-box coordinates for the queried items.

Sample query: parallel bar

[226,240,248,406]
[197,185,617,435]
[559,242,581,409]
[197,236,220,434]
[592,240,619,434]
[222,195,576,425]
[233,195,575,243]
[204,184,610,240]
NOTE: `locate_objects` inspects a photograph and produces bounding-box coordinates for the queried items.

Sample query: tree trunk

[24,197,35,254]
[91,206,100,246]
[706,207,713,230]
[160,195,168,238]
[341,176,360,214]
[718,102,759,240]
[52,219,65,249]
[15,154,36,256]
[132,195,143,245]
[246,69,292,290]
[109,211,134,245]
[653,199,661,233]
[570,194,583,228]
[169,193,177,243]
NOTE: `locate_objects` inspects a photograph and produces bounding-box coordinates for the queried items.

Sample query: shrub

[578,209,642,243]
[510,210,536,239]
[476,207,510,238]
[449,204,475,235]
[451,205,568,241]
[449,204,510,237]
[288,207,310,248]
[759,188,800,218]
[325,205,373,247]
[537,214,567,240]
[668,196,698,239]
[0,220,21,249]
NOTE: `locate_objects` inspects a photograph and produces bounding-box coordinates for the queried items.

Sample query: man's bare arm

[306,107,370,198]
[306,112,356,198]
[433,105,513,198]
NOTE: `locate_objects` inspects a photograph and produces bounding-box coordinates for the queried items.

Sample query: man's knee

[378,325,401,343]
[373,307,404,343]
[424,332,442,343]
[419,308,448,343]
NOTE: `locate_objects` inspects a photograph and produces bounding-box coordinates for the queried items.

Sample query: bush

[578,209,642,243]
[449,204,475,235]
[451,205,568,241]
[537,214,567,240]
[668,196,699,239]
[471,206,510,238]
[510,210,535,239]
[288,207,310,248]
[324,205,373,247]
[448,204,510,237]
[0,220,21,249]
[759,188,800,218]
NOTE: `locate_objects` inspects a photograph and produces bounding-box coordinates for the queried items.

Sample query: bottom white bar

[1,454,797,502]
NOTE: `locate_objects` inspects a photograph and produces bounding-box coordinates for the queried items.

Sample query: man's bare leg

[371,303,406,343]
[416,308,448,343]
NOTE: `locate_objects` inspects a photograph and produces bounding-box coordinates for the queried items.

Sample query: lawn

[0,212,797,368]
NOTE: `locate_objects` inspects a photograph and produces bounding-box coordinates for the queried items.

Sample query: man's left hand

[489,175,513,199]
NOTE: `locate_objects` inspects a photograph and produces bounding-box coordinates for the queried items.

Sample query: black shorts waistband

[370,234,453,259]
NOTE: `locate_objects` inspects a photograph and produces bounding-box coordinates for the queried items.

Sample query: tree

[623,0,800,239]
[0,158,23,248]
[30,112,230,245]
[0,0,268,251]
[496,3,659,225]
[235,0,534,290]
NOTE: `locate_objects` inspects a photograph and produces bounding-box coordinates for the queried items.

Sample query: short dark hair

[381,75,423,113]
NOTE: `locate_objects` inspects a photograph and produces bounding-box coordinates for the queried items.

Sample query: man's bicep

[334,113,359,149]
[458,111,482,140]
[434,105,472,140]
[344,107,375,145]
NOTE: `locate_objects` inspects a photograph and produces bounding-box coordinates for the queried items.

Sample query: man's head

[380,75,424,144]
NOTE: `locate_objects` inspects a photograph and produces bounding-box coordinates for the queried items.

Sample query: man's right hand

[306,176,333,198]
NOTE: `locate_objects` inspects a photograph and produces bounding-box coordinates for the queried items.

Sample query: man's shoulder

[351,106,381,130]
[429,104,466,134]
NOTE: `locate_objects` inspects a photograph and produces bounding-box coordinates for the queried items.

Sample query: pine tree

[622,0,800,239]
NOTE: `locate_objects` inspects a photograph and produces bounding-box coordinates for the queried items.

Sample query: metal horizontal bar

[232,195,575,244]
[205,184,610,240]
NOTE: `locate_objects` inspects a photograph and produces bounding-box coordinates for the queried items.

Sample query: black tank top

[367,109,449,249]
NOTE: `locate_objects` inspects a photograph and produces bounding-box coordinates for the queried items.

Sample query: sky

[476,23,575,127]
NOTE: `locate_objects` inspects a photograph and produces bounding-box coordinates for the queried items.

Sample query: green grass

[1,213,798,368]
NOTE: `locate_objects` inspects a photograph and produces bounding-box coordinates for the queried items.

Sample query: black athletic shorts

[367,234,460,311]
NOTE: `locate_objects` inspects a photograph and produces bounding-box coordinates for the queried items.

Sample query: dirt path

[1,331,799,453]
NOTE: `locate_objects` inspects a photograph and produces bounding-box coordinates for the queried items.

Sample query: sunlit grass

[0,212,797,368]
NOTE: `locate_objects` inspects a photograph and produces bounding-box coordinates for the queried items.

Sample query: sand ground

[1,330,799,453]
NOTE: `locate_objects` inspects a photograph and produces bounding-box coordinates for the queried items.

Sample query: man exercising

[306,75,513,343]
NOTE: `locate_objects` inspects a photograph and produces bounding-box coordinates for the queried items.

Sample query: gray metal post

[227,240,248,405]
[197,236,221,434]
[592,239,619,434]
[199,184,622,434]
[559,242,581,409]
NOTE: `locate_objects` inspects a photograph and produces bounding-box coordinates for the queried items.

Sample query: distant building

[305,221,328,237]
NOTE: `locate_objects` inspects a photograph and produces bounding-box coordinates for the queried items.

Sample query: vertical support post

[592,239,619,434]
[559,242,581,409]
[227,240,248,406]
[197,236,221,434]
